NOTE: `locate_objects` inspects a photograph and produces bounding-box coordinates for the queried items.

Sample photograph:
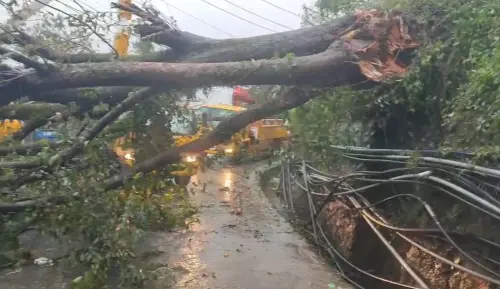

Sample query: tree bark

[0,102,68,120]
[136,15,355,63]
[29,87,137,107]
[1,42,368,104]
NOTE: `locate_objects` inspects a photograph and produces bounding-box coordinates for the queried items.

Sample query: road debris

[34,257,53,267]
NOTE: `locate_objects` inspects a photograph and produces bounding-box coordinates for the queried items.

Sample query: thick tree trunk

[29,87,136,107]
[0,8,420,201]
[137,15,356,63]
[1,42,368,104]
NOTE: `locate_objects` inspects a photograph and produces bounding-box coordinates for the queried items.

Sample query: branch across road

[0,164,355,289]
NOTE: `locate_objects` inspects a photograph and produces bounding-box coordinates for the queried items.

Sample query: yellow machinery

[196,104,291,158]
[112,110,207,186]
[113,0,131,57]
[111,1,204,186]
[0,120,23,141]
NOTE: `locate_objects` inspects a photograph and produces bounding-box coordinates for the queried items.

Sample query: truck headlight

[224,148,234,154]
[185,155,197,163]
[124,152,134,160]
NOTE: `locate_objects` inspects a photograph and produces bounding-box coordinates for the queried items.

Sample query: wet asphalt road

[144,162,353,289]
[0,162,353,289]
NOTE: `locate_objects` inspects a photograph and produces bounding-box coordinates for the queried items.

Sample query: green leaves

[295,0,500,164]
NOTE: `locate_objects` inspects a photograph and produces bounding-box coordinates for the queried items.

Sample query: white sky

[1,0,313,104]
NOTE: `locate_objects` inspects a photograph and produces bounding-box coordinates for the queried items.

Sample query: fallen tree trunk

[0,10,418,105]
[0,8,421,212]
[0,102,68,120]
[104,86,319,189]
[135,15,355,63]
[1,42,366,103]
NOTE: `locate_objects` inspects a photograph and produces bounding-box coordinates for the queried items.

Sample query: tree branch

[0,87,162,170]
[29,87,136,107]
[104,87,320,190]
[56,49,179,63]
[132,14,357,63]
[0,30,177,63]
[0,45,54,72]
[0,141,61,156]
[0,102,68,120]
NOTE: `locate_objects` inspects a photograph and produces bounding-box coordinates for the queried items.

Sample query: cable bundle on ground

[277,147,500,288]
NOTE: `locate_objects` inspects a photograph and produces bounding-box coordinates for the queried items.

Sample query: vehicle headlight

[185,155,197,163]
[124,152,134,160]
[224,148,234,154]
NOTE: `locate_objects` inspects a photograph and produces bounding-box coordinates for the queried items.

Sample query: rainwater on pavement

[0,162,354,289]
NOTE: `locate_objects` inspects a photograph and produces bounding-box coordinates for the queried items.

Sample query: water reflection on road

[0,162,354,289]
[144,162,354,289]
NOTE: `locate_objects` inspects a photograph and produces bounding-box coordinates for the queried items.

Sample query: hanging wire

[277,148,500,288]
[159,0,235,37]
[221,0,294,30]
[199,0,278,33]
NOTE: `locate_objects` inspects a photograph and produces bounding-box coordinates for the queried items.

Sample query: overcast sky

[1,0,313,104]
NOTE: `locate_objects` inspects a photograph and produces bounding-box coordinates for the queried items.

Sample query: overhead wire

[258,0,301,17]
[199,0,278,33]
[159,0,235,37]
[221,0,294,30]
[33,0,117,56]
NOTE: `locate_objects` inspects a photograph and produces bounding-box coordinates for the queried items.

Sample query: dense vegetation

[0,5,197,288]
[293,0,500,165]
[3,0,499,287]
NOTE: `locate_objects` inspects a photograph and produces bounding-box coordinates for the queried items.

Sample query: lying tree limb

[0,30,178,64]
[28,87,137,107]
[0,195,69,213]
[11,117,51,142]
[0,87,162,170]
[1,45,366,103]
[0,9,420,212]
[0,141,62,156]
[104,86,320,190]
[0,45,55,72]
[56,49,179,63]
[0,87,316,212]
[0,102,68,120]
[0,102,69,143]
[123,0,355,63]
[1,10,418,105]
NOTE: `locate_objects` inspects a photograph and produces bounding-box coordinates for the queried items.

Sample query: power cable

[53,0,85,14]
[159,0,235,37]
[258,0,301,17]
[221,0,294,30]
[199,0,277,33]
